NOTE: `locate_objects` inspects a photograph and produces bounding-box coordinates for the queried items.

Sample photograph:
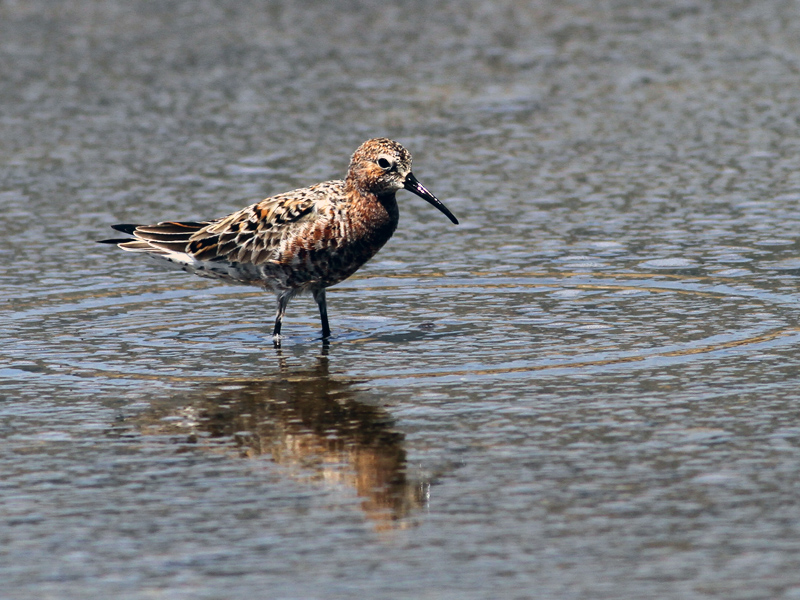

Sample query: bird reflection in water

[129,353,428,530]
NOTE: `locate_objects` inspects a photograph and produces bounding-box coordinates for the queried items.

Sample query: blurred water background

[3,1,800,598]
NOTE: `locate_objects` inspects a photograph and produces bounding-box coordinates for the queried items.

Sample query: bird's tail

[98,221,210,265]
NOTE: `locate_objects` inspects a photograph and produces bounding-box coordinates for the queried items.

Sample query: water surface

[3,1,800,598]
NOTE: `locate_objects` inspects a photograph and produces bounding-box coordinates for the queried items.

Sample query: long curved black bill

[404,172,459,225]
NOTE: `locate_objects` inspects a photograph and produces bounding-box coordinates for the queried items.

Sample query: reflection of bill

[130,355,428,531]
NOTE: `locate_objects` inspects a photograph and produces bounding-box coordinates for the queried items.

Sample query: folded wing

[100,195,319,267]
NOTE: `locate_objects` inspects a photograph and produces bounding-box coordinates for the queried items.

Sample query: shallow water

[4,1,800,598]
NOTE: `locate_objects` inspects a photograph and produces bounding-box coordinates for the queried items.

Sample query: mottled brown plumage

[100,138,458,342]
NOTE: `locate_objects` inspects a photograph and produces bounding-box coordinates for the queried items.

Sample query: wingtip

[111,223,139,235]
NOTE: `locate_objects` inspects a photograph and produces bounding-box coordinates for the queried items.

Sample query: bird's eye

[377,157,392,170]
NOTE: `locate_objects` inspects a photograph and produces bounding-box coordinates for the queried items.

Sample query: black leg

[273,293,291,342]
[272,313,282,338]
[313,288,331,339]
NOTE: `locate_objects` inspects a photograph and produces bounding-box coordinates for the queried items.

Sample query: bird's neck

[343,184,398,242]
[375,191,399,220]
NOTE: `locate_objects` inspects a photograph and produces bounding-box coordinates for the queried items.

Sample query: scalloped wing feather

[112,183,341,267]
[185,182,341,265]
